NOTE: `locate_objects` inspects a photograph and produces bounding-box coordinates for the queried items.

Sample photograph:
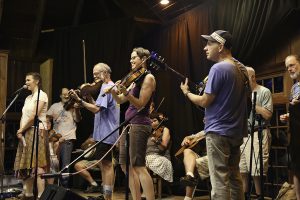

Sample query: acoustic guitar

[175,134,205,157]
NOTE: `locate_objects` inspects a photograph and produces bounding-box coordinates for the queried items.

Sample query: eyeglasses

[130,56,140,60]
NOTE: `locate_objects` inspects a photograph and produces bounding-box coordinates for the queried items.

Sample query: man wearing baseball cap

[180,30,250,200]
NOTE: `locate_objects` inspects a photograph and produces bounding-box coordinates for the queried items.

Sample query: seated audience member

[146,112,173,183]
[179,131,209,200]
[74,137,102,193]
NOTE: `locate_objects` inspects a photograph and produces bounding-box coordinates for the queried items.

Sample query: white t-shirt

[20,90,48,130]
[47,102,77,140]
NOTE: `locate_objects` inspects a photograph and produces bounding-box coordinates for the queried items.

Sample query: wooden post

[0,50,8,172]
[40,58,53,106]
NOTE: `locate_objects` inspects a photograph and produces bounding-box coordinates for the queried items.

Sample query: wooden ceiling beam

[30,0,46,59]
[0,0,3,23]
[73,0,85,26]
[98,0,110,19]
[141,0,165,24]
[134,17,161,25]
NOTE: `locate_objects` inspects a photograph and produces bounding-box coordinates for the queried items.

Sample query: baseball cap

[201,30,232,49]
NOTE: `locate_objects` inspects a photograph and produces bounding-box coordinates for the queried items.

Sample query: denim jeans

[206,133,244,200]
[59,140,74,187]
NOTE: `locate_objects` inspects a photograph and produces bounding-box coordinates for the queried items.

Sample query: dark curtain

[143,3,212,185]
[52,18,140,146]
[210,0,300,63]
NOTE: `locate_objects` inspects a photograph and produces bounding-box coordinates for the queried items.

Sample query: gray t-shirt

[47,102,77,140]
[248,85,273,127]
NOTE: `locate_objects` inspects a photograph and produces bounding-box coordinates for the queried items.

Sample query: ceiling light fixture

[160,0,170,5]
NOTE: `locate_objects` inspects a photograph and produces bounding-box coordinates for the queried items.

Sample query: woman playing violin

[107,47,156,200]
[145,112,173,183]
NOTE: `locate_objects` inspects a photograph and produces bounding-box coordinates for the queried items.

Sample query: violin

[103,54,153,96]
[48,129,62,143]
[48,129,60,172]
[64,79,103,110]
[152,117,168,140]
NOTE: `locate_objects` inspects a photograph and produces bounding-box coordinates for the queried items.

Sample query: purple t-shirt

[204,61,248,139]
[125,84,152,125]
[93,81,120,144]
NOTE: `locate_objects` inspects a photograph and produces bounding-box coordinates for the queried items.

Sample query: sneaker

[20,196,34,200]
[180,175,198,187]
[84,185,102,193]
[17,192,25,198]
[87,194,105,200]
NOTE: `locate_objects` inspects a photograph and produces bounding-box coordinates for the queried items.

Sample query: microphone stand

[30,87,41,200]
[247,91,257,200]
[0,91,23,199]
[256,114,264,199]
[41,107,145,200]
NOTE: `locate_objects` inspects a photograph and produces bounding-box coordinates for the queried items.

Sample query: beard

[290,71,300,79]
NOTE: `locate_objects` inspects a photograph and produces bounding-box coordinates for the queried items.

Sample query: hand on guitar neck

[175,131,205,157]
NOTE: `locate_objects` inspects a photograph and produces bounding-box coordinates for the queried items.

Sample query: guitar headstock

[149,51,167,71]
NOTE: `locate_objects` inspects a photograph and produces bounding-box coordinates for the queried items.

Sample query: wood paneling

[0,50,8,172]
[40,58,53,106]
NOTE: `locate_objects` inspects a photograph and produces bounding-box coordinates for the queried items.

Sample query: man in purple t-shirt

[180,30,249,200]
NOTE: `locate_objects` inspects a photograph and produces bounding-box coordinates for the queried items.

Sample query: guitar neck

[164,64,199,89]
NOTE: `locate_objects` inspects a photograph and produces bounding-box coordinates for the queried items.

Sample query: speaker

[40,184,85,200]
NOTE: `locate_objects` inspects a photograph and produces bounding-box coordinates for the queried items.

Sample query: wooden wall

[0,50,8,172]
[256,28,300,74]
[255,28,300,104]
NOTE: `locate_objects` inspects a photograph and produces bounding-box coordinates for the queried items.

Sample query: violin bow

[82,40,87,83]
[155,97,165,112]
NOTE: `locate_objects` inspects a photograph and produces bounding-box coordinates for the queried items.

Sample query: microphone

[40,173,70,179]
[14,85,27,94]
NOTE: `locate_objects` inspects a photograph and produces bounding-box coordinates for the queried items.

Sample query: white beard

[290,71,300,79]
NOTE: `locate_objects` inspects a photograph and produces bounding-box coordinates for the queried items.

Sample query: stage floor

[74,189,210,200]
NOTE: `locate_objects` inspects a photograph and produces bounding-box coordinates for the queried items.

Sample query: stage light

[160,0,170,5]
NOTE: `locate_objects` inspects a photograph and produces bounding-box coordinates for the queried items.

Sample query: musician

[239,67,273,199]
[179,131,209,200]
[280,55,300,200]
[45,116,60,185]
[70,63,120,200]
[108,47,156,200]
[180,30,249,199]
[47,88,82,187]
[74,137,101,193]
[14,72,49,200]
[146,112,173,183]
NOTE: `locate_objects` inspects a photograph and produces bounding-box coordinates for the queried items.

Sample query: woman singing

[14,72,49,200]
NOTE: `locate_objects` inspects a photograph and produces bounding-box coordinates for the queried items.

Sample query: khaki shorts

[239,129,271,176]
[195,155,209,180]
[78,160,99,169]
